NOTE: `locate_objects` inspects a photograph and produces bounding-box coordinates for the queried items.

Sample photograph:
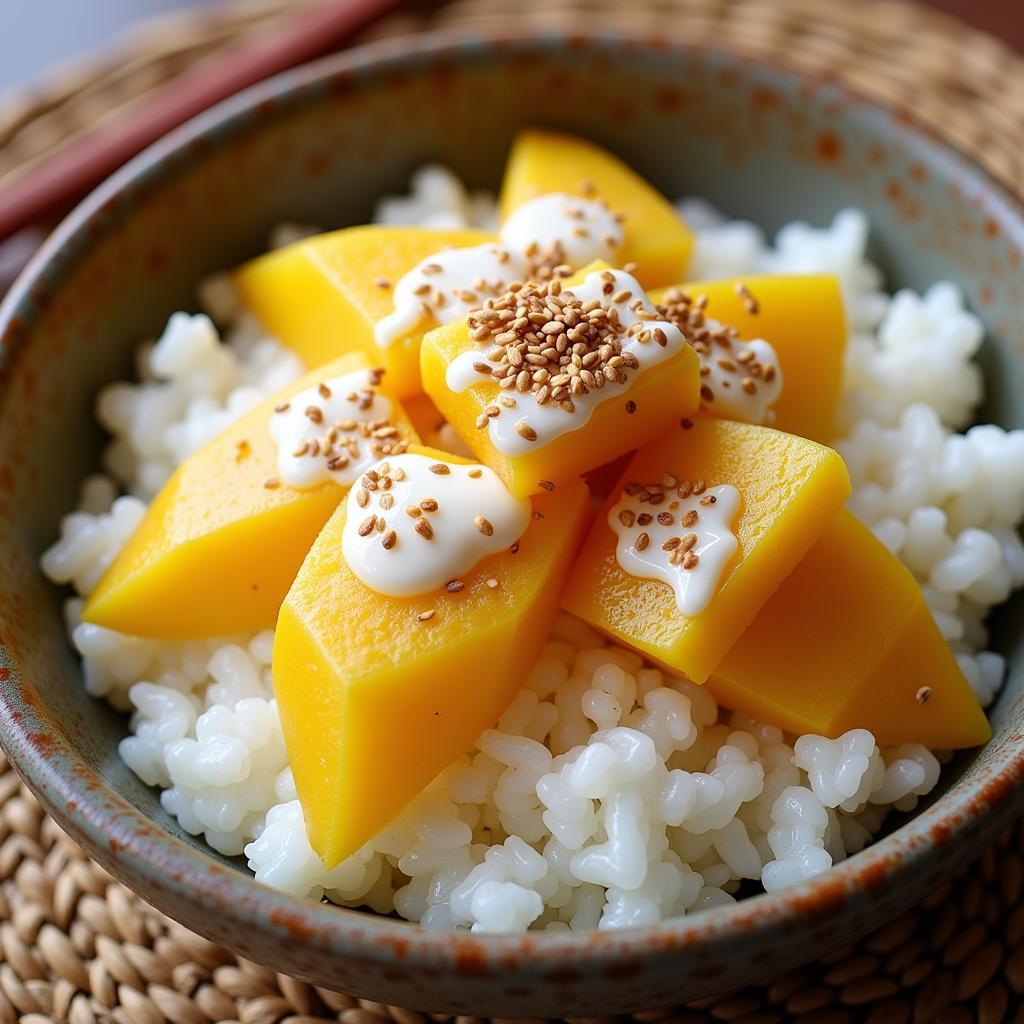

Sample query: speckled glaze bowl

[1,29,1023,1017]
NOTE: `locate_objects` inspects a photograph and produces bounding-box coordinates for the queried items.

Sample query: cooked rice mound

[40,167,1024,932]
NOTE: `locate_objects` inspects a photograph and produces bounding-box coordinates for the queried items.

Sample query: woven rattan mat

[3,1,1024,1021]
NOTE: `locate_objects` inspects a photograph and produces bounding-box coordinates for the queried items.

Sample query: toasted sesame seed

[274,401,290,413]
[515,421,538,442]
[682,510,699,528]
[635,532,650,551]
[417,610,436,622]
[264,477,280,490]
[420,498,439,512]
[405,505,422,518]
[357,514,377,537]
[393,467,406,481]
[681,418,694,430]
[680,532,698,552]
[662,537,681,551]
[735,280,760,315]
[374,277,391,288]
[637,512,653,526]
[469,468,483,478]
[618,510,635,528]
[446,579,465,593]
[415,518,434,540]
[700,495,718,506]
[916,686,932,704]
[682,551,700,570]
[475,515,494,536]
[486,578,499,589]
[429,463,450,475]
[318,382,332,399]
[356,488,369,508]
[382,529,397,550]
[379,493,395,510]
[538,480,556,492]
[626,400,637,414]
[657,511,674,525]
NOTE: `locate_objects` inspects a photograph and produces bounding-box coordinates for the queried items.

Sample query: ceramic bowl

[1,29,1023,1018]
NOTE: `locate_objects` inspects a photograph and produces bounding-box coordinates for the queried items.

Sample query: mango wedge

[421,264,701,497]
[709,510,990,748]
[650,275,846,442]
[274,448,591,866]
[562,419,851,682]
[500,129,694,289]
[234,226,493,397]
[82,353,418,639]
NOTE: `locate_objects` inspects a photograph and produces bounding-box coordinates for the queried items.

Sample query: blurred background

[0,0,1019,94]
[0,0,1020,292]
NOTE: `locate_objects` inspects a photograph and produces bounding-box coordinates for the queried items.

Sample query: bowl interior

[1,30,1023,1013]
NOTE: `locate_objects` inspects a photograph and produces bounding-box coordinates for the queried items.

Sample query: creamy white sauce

[374,243,517,348]
[341,453,531,597]
[374,193,623,349]
[699,330,783,426]
[500,192,623,271]
[445,269,685,456]
[269,369,397,490]
[608,482,740,616]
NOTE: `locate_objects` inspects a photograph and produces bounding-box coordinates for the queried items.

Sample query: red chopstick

[0,0,399,243]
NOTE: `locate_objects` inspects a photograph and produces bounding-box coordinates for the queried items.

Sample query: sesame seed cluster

[265,370,406,490]
[618,473,721,572]
[656,285,777,408]
[465,270,668,437]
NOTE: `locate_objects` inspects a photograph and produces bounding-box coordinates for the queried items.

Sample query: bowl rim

[2,22,1024,972]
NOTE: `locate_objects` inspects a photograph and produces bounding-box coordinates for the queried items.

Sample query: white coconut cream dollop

[374,243,517,349]
[444,268,685,455]
[374,193,623,349]
[608,478,741,616]
[269,368,406,490]
[499,192,623,270]
[341,453,531,596]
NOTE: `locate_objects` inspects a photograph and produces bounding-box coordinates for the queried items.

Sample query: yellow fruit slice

[274,446,591,866]
[82,353,418,639]
[650,274,846,442]
[500,129,694,288]
[420,262,701,497]
[709,510,990,748]
[562,418,851,682]
[234,226,494,396]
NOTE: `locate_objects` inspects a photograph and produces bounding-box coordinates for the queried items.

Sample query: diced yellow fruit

[273,447,591,866]
[708,510,990,748]
[82,353,418,639]
[499,129,694,288]
[420,266,701,498]
[234,226,494,397]
[562,419,851,682]
[650,275,846,442]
